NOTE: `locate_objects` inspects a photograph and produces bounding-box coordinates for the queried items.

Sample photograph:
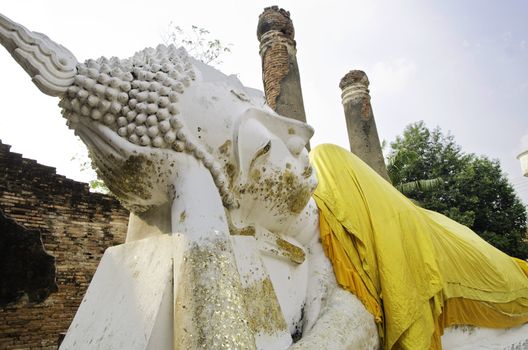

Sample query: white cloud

[369,58,417,96]
[521,134,528,150]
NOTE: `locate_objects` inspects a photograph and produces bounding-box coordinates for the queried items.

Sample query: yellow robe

[311,144,528,350]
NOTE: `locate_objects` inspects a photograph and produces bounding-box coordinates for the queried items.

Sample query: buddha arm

[290,286,379,350]
[170,157,256,349]
[290,234,379,349]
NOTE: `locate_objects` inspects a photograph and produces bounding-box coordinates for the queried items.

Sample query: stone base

[60,235,175,350]
[60,234,292,350]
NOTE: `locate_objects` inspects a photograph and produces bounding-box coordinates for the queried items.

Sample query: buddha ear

[0,13,78,96]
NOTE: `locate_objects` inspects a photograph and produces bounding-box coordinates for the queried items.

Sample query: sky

[1,0,527,204]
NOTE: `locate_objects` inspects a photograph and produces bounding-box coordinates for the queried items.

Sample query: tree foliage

[387,121,528,259]
[162,23,232,66]
[71,150,109,194]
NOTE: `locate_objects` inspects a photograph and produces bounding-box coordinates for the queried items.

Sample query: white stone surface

[231,235,292,350]
[442,324,528,349]
[258,234,308,335]
[0,13,77,96]
[517,150,528,177]
[60,235,177,350]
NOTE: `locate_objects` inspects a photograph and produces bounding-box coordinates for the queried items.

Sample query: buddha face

[178,61,317,231]
[232,108,317,231]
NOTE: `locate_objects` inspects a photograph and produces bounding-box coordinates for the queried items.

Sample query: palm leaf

[396,177,443,194]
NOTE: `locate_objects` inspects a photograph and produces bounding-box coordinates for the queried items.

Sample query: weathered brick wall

[257,6,308,131]
[261,42,290,109]
[257,6,296,111]
[0,140,129,349]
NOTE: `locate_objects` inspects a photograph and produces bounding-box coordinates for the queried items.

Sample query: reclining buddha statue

[1,13,527,350]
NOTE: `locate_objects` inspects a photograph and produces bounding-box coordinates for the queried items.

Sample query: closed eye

[250,140,271,170]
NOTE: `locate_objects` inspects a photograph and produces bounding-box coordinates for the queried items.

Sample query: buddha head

[0,14,317,229]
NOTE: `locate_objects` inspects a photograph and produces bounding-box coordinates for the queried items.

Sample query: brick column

[257,6,307,126]
[340,70,390,181]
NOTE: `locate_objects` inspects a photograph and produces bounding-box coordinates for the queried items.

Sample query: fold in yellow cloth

[311,144,528,350]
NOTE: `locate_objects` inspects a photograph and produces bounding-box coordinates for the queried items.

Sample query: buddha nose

[281,118,313,156]
[286,136,306,156]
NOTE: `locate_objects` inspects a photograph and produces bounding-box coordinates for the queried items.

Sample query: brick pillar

[340,70,390,181]
[257,6,307,126]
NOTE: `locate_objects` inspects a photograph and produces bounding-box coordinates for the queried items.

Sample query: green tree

[387,121,528,259]
[71,148,109,194]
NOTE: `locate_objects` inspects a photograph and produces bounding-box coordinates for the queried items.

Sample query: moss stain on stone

[179,210,186,223]
[218,140,232,155]
[225,163,236,187]
[91,152,157,212]
[237,168,313,216]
